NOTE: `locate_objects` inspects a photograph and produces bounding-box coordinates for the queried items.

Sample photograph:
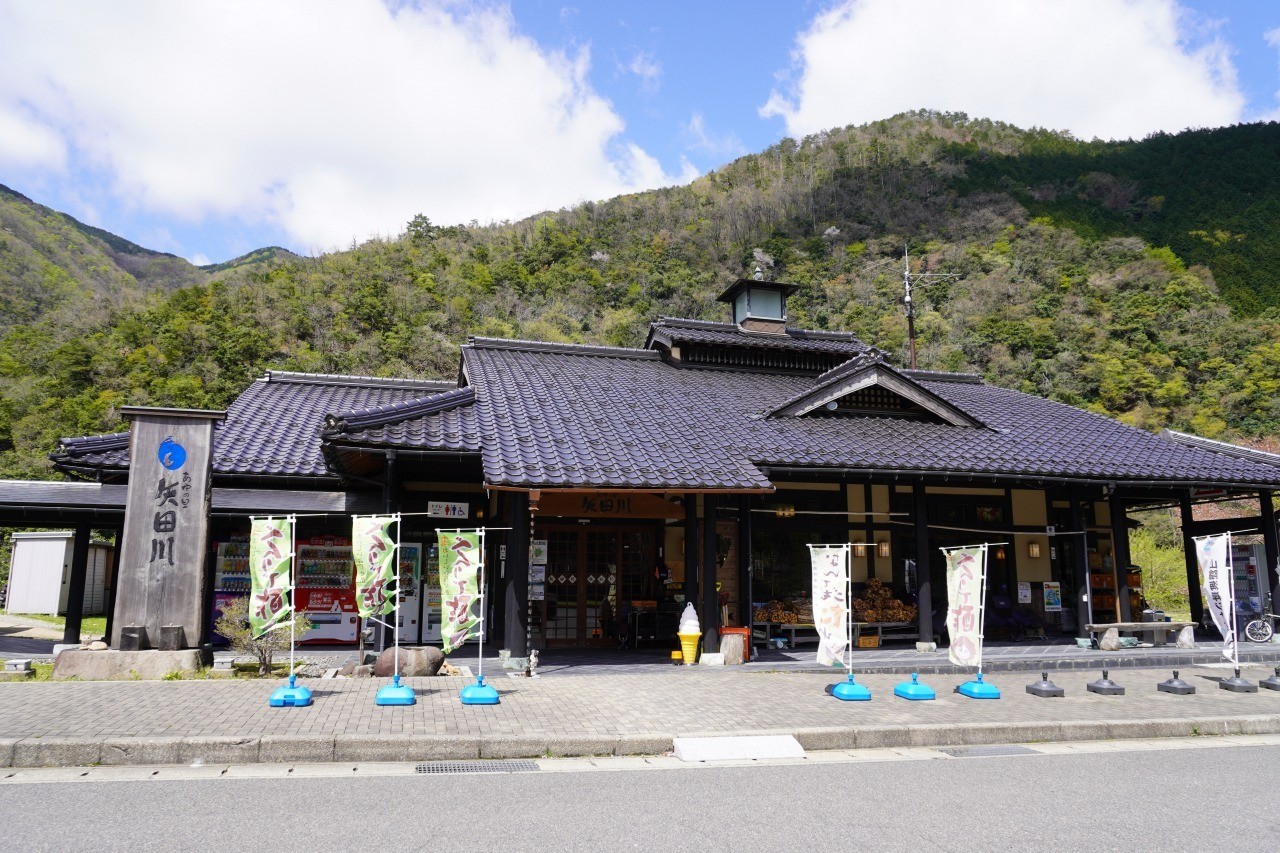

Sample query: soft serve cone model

[677,603,701,665]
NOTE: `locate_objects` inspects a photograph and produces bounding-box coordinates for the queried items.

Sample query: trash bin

[718,627,750,664]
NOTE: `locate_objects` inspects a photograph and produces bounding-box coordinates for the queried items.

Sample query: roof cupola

[717,267,799,335]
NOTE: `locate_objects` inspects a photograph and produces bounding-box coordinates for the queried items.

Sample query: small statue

[525,648,539,678]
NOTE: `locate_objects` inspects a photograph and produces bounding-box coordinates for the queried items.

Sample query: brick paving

[2,662,1278,742]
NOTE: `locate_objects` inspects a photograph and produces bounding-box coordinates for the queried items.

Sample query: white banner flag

[1196,533,1237,664]
[945,545,987,668]
[810,545,850,667]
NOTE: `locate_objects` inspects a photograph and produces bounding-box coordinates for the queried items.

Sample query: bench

[752,620,924,649]
[1084,621,1195,647]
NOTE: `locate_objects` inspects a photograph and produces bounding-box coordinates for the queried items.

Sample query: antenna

[902,245,959,370]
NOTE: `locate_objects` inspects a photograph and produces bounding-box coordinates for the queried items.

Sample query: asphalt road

[3,739,1278,852]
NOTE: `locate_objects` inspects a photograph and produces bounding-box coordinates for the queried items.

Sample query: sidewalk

[2,659,1279,768]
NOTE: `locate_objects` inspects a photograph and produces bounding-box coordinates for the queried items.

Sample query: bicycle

[1244,609,1278,643]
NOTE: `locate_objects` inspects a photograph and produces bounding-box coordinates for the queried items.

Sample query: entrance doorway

[533,525,657,647]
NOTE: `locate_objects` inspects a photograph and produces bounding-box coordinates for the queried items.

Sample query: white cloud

[0,0,689,252]
[682,112,746,158]
[627,51,663,94]
[1264,27,1280,121]
[762,0,1245,141]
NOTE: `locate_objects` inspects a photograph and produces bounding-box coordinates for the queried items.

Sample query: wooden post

[912,481,933,644]
[1069,486,1090,635]
[683,494,698,615]
[1180,491,1204,624]
[1259,490,1278,614]
[61,523,91,645]
[502,490,530,657]
[1110,492,1133,621]
[702,494,720,653]
[737,495,752,631]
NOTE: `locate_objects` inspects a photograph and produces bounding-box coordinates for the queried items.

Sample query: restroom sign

[428,501,469,518]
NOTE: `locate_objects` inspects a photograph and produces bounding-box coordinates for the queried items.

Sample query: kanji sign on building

[113,407,224,650]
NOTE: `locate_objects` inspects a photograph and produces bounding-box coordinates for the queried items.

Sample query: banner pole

[288,514,296,677]
[477,527,486,681]
[393,513,402,680]
[976,543,988,679]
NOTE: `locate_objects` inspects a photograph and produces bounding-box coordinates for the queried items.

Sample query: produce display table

[752,621,921,649]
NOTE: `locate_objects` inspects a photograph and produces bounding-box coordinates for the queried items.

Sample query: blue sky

[1,0,1277,265]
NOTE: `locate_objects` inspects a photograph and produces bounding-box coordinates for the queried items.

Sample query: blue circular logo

[158,437,187,470]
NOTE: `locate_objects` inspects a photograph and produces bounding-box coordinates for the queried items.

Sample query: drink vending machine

[396,543,423,644]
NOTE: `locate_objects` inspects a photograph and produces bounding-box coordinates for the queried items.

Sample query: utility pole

[901,245,959,370]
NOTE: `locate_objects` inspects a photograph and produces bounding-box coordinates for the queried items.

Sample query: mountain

[0,112,1278,479]
[199,246,299,274]
[0,183,206,332]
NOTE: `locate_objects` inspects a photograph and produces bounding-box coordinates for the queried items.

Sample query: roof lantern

[716,267,800,335]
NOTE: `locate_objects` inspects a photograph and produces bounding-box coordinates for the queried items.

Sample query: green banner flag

[249,517,293,638]
[438,529,483,653]
[354,515,398,618]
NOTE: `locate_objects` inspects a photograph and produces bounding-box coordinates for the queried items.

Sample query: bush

[213,596,314,676]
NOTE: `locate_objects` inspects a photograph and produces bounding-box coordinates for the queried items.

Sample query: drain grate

[415,760,540,775]
[938,745,1038,758]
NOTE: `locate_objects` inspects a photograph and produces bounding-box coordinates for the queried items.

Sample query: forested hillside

[1,112,1277,479]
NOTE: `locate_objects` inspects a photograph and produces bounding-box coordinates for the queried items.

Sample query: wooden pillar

[912,481,933,644]
[502,491,530,657]
[1259,490,1278,614]
[1110,493,1133,621]
[104,525,122,644]
[863,483,875,580]
[682,495,698,613]
[702,494,720,653]
[1180,491,1204,624]
[1069,486,1091,634]
[737,495,752,630]
[62,523,91,645]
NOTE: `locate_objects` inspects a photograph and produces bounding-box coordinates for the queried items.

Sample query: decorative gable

[766,350,985,427]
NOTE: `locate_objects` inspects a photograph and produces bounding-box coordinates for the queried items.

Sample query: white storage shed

[4,531,113,616]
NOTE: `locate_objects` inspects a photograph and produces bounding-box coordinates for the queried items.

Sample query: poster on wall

[1017,581,1032,604]
[529,581,545,601]
[528,564,546,583]
[1042,582,1062,612]
[530,540,548,565]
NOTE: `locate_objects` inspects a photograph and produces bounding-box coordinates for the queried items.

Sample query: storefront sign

[530,539,548,565]
[809,545,849,668]
[945,545,987,668]
[249,517,294,637]
[113,407,224,650]
[1017,581,1032,604]
[438,529,483,652]
[428,501,469,518]
[1196,533,1237,663]
[533,492,683,519]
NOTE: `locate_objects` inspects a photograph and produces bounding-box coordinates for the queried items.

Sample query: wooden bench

[1084,621,1195,647]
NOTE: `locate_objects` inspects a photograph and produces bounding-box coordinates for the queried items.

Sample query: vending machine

[1230,542,1265,620]
[396,543,423,644]
[422,542,442,644]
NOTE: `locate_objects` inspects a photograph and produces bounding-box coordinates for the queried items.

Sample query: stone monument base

[53,649,210,681]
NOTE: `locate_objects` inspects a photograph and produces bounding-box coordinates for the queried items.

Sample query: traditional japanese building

[16,276,1280,656]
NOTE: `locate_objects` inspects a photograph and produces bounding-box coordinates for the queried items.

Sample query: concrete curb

[765,648,1280,677]
[5,714,1280,768]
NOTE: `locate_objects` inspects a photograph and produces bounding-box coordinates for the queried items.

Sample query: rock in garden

[373,646,443,677]
[1175,626,1196,649]
[353,664,374,678]
[1098,627,1121,651]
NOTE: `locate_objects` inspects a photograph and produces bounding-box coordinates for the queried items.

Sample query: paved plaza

[2,659,1279,767]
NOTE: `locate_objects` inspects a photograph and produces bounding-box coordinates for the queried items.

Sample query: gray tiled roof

[52,372,459,478]
[322,387,481,451]
[460,340,1280,491]
[646,317,867,355]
